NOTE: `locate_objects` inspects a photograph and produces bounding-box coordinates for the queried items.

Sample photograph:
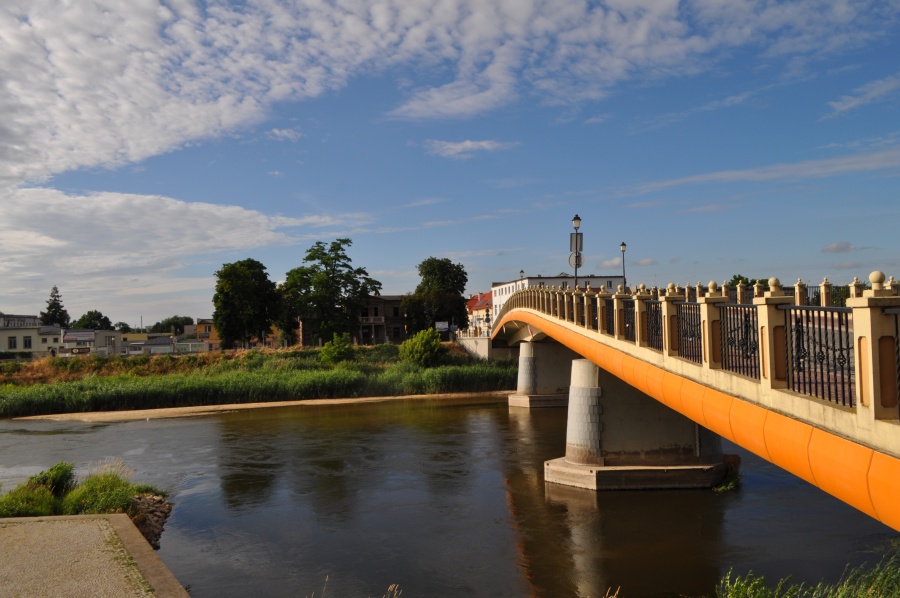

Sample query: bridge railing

[496,272,900,428]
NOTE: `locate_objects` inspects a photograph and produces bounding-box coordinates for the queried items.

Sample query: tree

[727,274,764,287]
[39,286,70,327]
[150,315,194,335]
[213,258,279,349]
[72,310,114,330]
[114,322,133,333]
[281,238,381,345]
[402,257,468,334]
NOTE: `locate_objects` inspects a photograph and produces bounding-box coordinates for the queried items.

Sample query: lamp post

[570,214,582,289]
[620,241,627,291]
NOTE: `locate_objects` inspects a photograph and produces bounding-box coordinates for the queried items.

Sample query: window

[393,307,400,317]
[374,307,379,317]
[7,337,17,350]
[23,336,32,349]
[42,338,48,344]
[203,325,211,333]
[53,337,59,343]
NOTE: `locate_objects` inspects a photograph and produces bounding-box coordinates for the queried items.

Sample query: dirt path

[16,392,511,423]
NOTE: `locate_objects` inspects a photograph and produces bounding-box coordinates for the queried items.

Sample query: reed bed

[0,349,517,418]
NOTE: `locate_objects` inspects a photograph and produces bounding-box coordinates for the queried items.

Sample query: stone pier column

[564,360,603,465]
[516,341,536,396]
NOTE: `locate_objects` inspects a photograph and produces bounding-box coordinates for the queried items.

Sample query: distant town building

[464,292,492,337]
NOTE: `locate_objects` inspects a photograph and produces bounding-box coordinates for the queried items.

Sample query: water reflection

[0,400,895,597]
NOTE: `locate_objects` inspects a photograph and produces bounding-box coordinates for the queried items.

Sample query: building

[0,312,41,328]
[0,326,64,357]
[463,292,493,337]
[491,273,625,316]
[357,295,406,345]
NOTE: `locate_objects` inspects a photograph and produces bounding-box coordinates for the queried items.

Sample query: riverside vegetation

[0,330,517,418]
[0,460,171,548]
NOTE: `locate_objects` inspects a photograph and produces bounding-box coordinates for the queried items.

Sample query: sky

[1,0,899,328]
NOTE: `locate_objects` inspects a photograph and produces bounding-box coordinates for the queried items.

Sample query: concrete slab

[0,514,188,597]
[544,457,728,491]
[508,393,568,408]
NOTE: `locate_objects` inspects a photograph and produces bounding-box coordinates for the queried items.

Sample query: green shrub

[61,461,138,515]
[27,461,75,498]
[320,333,357,365]
[0,485,56,517]
[399,329,447,367]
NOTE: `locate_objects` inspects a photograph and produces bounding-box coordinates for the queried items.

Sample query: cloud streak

[1,0,896,186]
[425,139,517,159]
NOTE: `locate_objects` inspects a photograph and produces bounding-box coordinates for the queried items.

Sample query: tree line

[212,238,469,349]
[37,285,194,334]
[31,238,468,348]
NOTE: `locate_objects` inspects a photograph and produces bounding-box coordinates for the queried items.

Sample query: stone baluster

[754,277,792,391]
[848,271,900,426]
[820,277,833,307]
[699,280,727,369]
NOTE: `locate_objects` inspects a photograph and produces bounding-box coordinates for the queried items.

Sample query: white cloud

[0,187,369,320]
[1,0,895,188]
[631,147,900,194]
[425,139,517,159]
[268,128,304,142]
[825,71,900,117]
[822,242,856,254]
[636,258,658,267]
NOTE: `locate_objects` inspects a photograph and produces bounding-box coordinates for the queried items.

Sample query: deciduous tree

[150,315,194,335]
[281,238,381,345]
[72,310,113,330]
[402,257,468,334]
[213,258,279,349]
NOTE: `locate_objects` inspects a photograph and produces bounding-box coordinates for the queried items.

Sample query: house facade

[463,292,492,337]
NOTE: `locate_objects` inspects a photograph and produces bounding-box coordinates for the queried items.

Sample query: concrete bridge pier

[545,359,729,490]
[508,341,575,408]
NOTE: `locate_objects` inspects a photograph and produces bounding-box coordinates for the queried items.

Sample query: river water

[0,398,896,597]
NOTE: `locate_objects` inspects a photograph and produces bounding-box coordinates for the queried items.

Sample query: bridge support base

[544,458,728,491]
[508,394,568,408]
[544,358,730,491]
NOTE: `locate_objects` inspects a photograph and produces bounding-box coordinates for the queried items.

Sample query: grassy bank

[0,346,517,418]
[713,552,900,597]
[0,460,163,518]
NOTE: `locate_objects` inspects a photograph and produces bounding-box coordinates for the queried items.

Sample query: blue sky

[2,0,899,327]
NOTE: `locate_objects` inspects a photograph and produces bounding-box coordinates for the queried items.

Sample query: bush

[399,329,447,367]
[61,461,139,515]
[0,484,57,517]
[320,333,357,365]
[27,461,75,498]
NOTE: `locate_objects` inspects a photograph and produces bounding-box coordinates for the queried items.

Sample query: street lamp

[620,241,627,291]
[570,214,583,289]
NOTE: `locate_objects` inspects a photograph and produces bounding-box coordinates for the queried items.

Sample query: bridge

[491,271,900,532]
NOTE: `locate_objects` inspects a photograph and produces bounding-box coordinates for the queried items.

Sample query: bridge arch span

[494,308,900,532]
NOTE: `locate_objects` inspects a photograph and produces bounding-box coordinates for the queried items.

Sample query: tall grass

[0,350,517,418]
[714,553,900,597]
[0,459,164,518]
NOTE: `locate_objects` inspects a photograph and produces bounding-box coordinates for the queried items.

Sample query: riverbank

[17,391,511,422]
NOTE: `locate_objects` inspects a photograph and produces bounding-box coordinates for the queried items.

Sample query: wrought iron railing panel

[782,305,854,406]
[676,302,703,363]
[720,304,760,379]
[646,300,663,351]
[604,298,615,336]
[622,299,636,342]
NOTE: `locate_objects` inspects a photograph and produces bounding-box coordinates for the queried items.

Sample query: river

[0,397,895,597]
